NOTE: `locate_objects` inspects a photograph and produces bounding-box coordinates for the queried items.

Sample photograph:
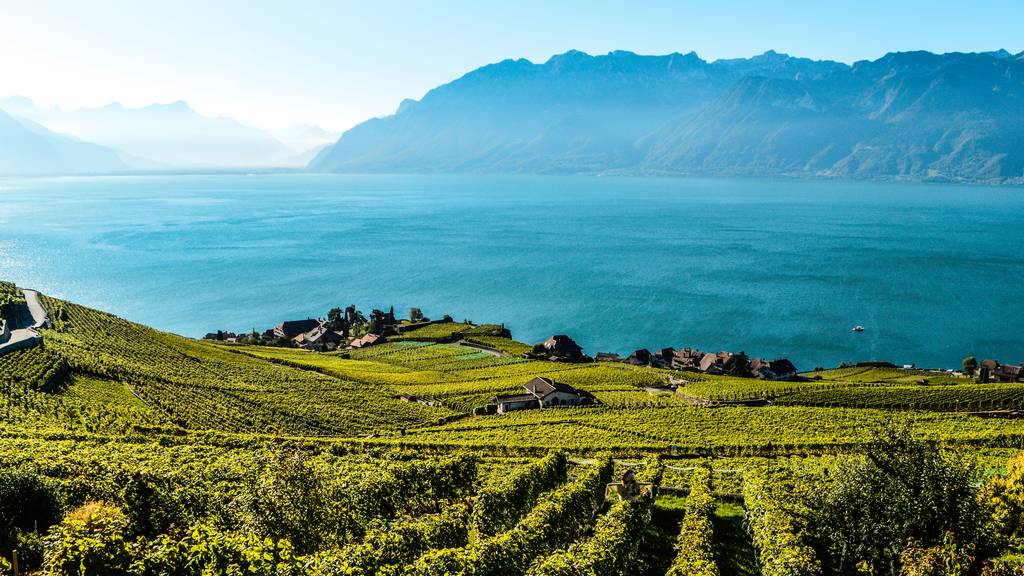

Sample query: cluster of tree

[808,424,1010,576]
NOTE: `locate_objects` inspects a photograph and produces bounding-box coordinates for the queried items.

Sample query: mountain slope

[0,98,293,168]
[311,50,764,173]
[0,108,127,175]
[645,51,1024,181]
[311,49,1024,183]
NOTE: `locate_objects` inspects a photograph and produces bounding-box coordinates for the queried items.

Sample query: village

[203,305,448,351]
[203,306,1024,418]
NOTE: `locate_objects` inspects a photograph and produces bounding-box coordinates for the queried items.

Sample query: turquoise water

[1,173,1022,370]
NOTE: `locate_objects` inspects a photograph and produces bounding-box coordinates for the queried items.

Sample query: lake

[1,173,1021,370]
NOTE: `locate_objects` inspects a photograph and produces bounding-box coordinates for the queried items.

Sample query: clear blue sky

[1,0,1020,131]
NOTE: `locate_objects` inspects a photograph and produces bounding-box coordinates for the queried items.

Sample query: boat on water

[851,325,865,332]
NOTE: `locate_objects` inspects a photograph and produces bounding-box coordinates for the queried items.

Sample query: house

[995,363,1024,383]
[349,333,385,349]
[658,348,676,366]
[671,348,704,370]
[595,352,624,362]
[699,352,731,374]
[274,319,321,339]
[533,334,587,362]
[494,376,596,413]
[751,358,798,381]
[627,349,653,366]
[294,324,344,350]
[979,359,1000,382]
[493,393,541,413]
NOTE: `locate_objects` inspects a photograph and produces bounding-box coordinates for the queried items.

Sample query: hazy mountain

[311,49,1024,183]
[0,98,291,167]
[271,124,340,151]
[0,108,127,175]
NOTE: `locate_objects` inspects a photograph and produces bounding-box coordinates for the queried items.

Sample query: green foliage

[527,493,656,576]
[981,452,1024,551]
[326,501,471,575]
[245,448,347,553]
[246,449,478,552]
[812,425,985,576]
[0,281,25,320]
[0,467,61,558]
[6,286,1024,575]
[665,466,719,576]
[462,336,532,357]
[743,469,822,576]
[44,502,133,576]
[38,296,453,435]
[413,458,613,576]
[128,523,302,576]
[471,451,568,536]
[527,457,661,576]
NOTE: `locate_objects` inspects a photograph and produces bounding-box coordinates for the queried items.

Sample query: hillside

[311,49,1024,183]
[0,108,126,175]
[5,281,1024,574]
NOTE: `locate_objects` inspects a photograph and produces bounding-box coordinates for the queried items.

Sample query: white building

[494,377,595,413]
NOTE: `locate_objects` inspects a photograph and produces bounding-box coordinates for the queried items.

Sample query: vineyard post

[11,550,17,576]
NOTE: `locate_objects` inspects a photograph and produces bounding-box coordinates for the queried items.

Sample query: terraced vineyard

[3,281,1024,576]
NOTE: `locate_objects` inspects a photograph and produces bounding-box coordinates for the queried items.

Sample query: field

[2,281,1024,575]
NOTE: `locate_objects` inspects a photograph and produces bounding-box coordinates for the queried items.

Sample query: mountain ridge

[0,97,338,169]
[0,108,127,175]
[311,49,1024,183]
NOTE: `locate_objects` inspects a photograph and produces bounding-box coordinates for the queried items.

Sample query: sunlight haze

[1,0,1021,132]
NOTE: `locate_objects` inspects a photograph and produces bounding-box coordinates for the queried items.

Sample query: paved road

[0,288,49,356]
[21,289,48,329]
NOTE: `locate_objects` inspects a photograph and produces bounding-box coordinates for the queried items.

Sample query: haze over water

[1,173,1021,370]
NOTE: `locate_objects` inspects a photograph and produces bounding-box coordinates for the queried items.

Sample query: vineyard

[0,281,23,310]
[2,281,1024,575]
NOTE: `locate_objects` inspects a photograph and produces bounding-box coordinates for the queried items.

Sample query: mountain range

[311,49,1024,183]
[0,97,339,171]
[0,107,127,175]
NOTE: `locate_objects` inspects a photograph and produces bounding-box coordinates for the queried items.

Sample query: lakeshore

[2,173,1023,371]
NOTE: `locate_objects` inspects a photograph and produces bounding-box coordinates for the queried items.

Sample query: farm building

[751,358,799,381]
[274,319,321,339]
[995,363,1024,383]
[293,323,344,350]
[494,376,596,413]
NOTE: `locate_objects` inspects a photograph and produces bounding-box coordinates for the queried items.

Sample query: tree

[963,356,979,377]
[813,424,985,576]
[410,307,427,323]
[345,305,366,327]
[327,307,343,329]
[725,351,752,377]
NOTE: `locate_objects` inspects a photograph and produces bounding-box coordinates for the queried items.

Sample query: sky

[1,0,1022,132]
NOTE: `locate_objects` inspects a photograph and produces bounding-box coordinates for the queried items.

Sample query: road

[0,288,49,356]
[21,289,48,329]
